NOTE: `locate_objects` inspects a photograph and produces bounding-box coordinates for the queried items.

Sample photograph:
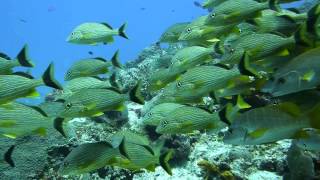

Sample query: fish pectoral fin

[276,49,290,56]
[115,104,126,112]
[0,103,14,110]
[224,12,241,19]
[145,164,156,172]
[2,133,17,139]
[236,95,251,109]
[105,36,114,43]
[0,120,16,127]
[301,70,315,82]
[86,103,97,111]
[33,127,47,136]
[26,89,40,98]
[248,128,268,138]
[206,38,220,43]
[179,121,193,129]
[92,111,104,117]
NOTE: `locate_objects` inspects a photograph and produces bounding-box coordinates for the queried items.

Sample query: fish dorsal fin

[101,22,113,29]
[0,52,11,60]
[93,57,107,62]
[55,99,66,103]
[27,105,48,117]
[4,145,15,167]
[13,72,34,79]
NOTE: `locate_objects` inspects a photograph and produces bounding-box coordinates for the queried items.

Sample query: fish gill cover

[1,0,320,179]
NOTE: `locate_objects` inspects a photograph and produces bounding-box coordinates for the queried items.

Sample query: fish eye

[148,112,152,117]
[230,48,235,53]
[211,13,216,18]
[177,81,182,88]
[278,78,286,84]
[239,29,242,33]
[187,28,192,33]
[66,103,72,109]
[161,120,168,127]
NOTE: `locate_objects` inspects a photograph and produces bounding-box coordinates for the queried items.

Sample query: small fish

[66,22,128,45]
[156,106,226,134]
[179,23,238,42]
[58,82,144,118]
[111,132,173,175]
[57,77,111,99]
[205,0,279,26]
[59,141,128,175]
[158,66,241,105]
[294,128,320,151]
[0,63,62,104]
[223,102,320,145]
[246,10,307,36]
[159,22,190,43]
[262,47,320,97]
[0,102,53,138]
[65,50,121,81]
[3,145,15,167]
[220,33,296,64]
[142,103,186,126]
[0,45,34,75]
[19,19,27,23]
[149,46,214,91]
[88,51,93,55]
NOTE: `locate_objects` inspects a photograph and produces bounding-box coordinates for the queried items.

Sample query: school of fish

[1,0,320,176]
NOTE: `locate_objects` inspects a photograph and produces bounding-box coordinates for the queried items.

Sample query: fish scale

[0,103,51,138]
[0,75,42,104]
[61,88,126,118]
[118,142,157,170]
[64,77,110,92]
[156,106,224,134]
[158,66,240,104]
[220,33,295,64]
[65,59,111,81]
[59,142,123,175]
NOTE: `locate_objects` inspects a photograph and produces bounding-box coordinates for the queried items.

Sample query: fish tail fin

[54,118,66,137]
[306,4,320,37]
[4,145,15,167]
[238,51,260,77]
[118,23,129,39]
[268,0,280,12]
[109,72,122,89]
[159,149,174,176]
[16,44,34,67]
[308,103,320,129]
[128,80,144,105]
[111,50,123,69]
[294,4,320,47]
[218,104,233,126]
[42,63,62,90]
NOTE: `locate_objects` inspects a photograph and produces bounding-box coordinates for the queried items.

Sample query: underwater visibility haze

[1,0,320,179]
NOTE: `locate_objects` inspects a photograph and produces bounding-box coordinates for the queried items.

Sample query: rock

[247,171,281,180]
[287,143,315,180]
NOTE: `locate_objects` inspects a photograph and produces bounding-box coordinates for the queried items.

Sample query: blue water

[0,0,304,103]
